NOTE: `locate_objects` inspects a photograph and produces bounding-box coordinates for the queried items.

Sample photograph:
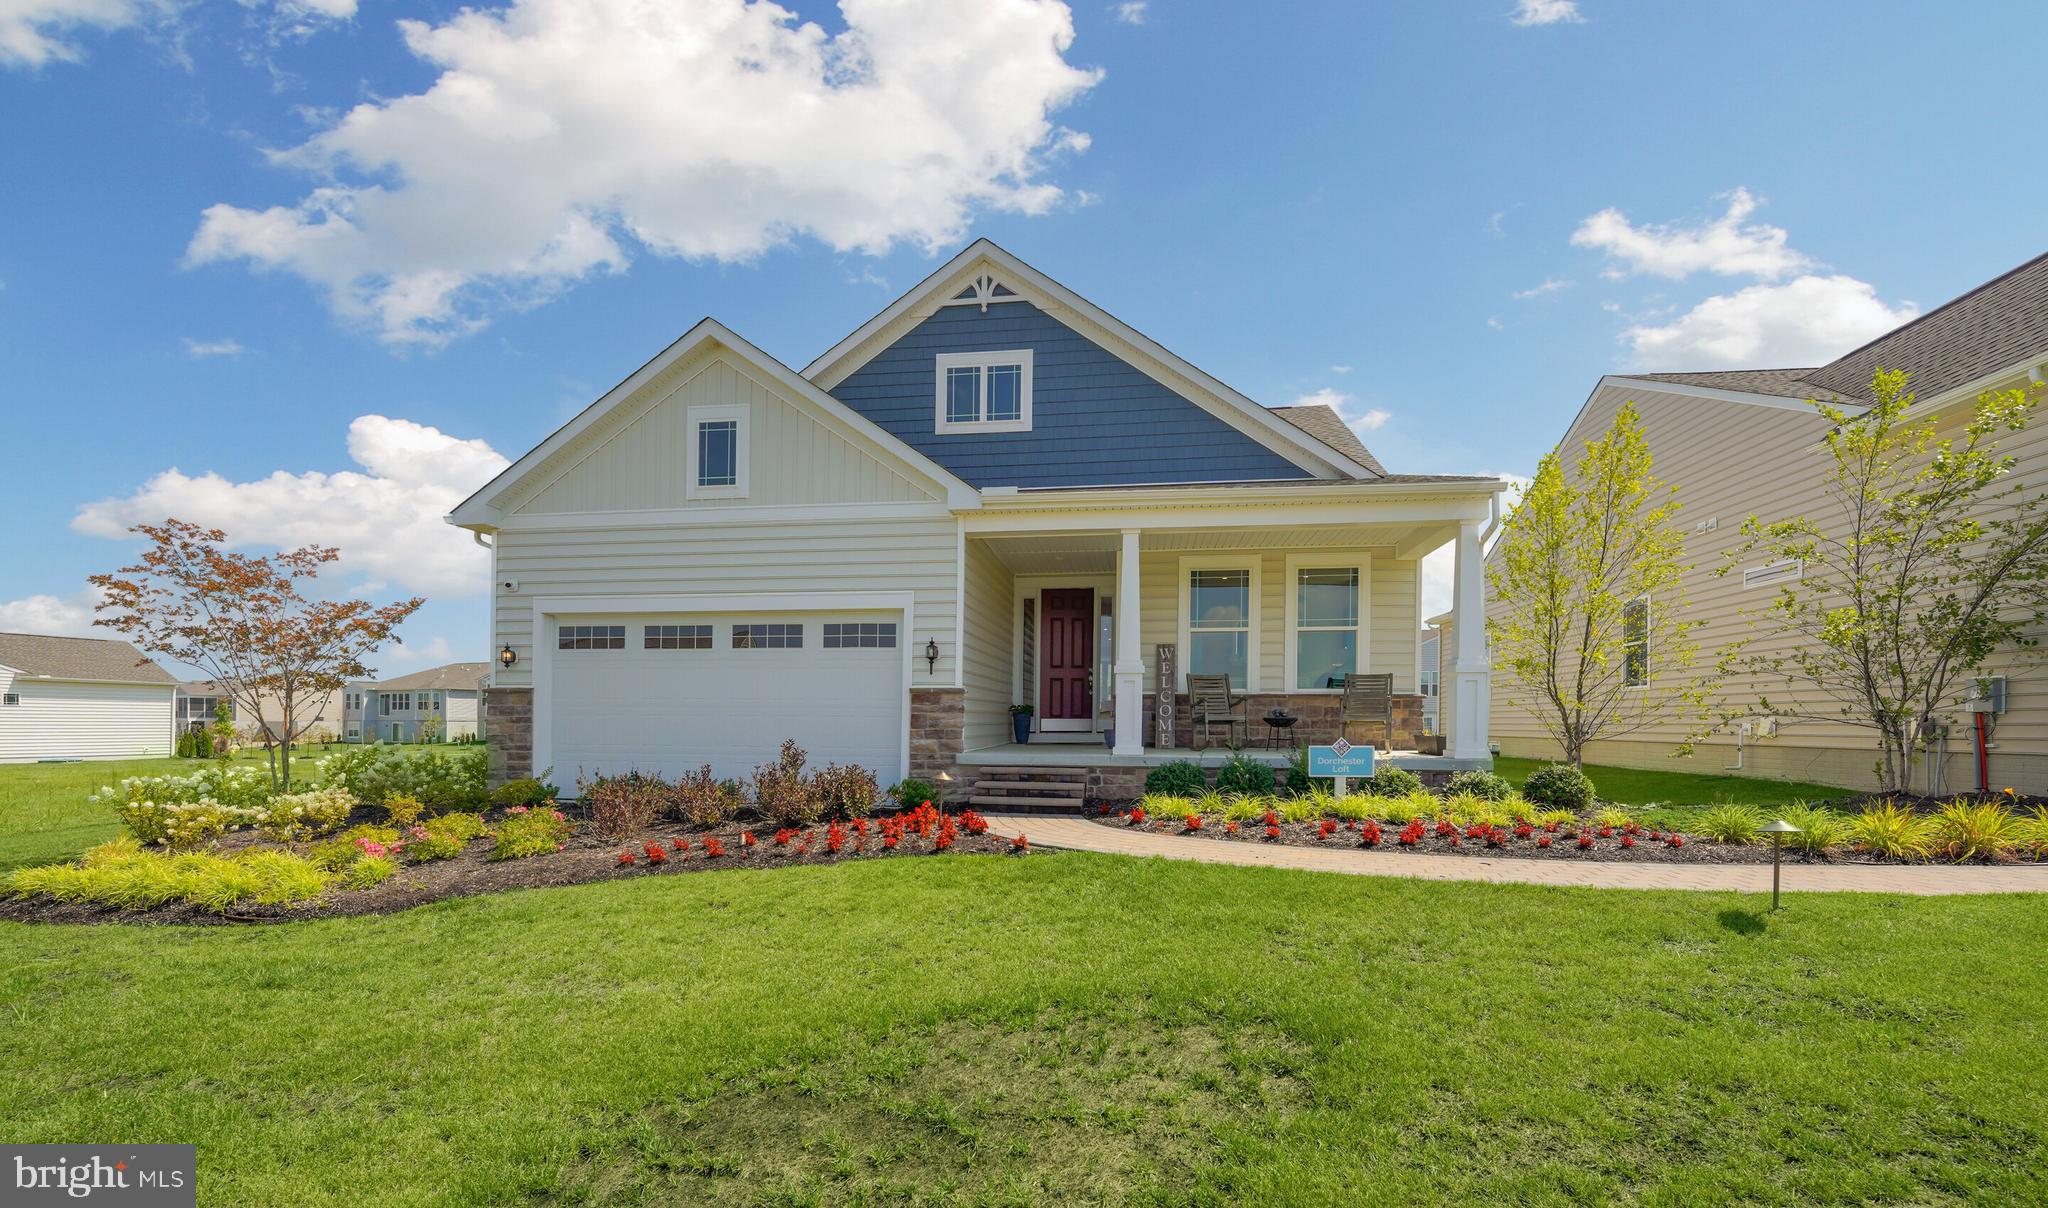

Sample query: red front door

[1040,588,1095,728]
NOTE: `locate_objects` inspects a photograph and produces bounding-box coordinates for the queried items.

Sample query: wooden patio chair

[1340,673,1395,748]
[1188,673,1247,750]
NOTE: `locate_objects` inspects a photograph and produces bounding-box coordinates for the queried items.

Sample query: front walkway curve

[981,814,2048,896]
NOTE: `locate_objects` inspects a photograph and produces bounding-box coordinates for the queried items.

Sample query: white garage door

[546,611,905,790]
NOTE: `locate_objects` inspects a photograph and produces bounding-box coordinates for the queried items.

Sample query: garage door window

[645,624,712,650]
[734,623,802,649]
[559,624,625,650]
[823,622,897,649]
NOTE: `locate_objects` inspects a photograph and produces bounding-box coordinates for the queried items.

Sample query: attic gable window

[934,349,1033,434]
[686,403,748,500]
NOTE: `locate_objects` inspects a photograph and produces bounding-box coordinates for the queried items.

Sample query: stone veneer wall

[484,688,533,788]
[910,687,965,793]
[1140,692,1426,751]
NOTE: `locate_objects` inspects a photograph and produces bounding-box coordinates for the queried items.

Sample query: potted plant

[1009,703,1033,744]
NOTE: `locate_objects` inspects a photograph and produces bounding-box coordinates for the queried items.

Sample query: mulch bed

[1083,810,2034,867]
[0,812,1023,927]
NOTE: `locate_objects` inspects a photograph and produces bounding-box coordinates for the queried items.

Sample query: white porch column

[1113,528,1145,756]
[1450,520,1492,761]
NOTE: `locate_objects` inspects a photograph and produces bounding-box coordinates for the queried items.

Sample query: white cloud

[1486,316,1503,331]
[1351,407,1391,432]
[1512,277,1572,300]
[1290,387,1390,439]
[383,634,457,667]
[0,0,150,67]
[1420,472,1531,616]
[1622,274,1917,369]
[187,0,1103,347]
[1111,0,1146,23]
[0,588,102,637]
[72,415,509,596]
[1329,364,1352,375]
[182,337,248,358]
[1572,188,1811,281]
[1511,0,1582,27]
[1291,387,1350,410]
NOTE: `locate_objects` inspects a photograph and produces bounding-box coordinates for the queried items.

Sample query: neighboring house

[0,631,177,763]
[347,663,490,744]
[1419,623,1442,734]
[176,681,347,743]
[450,239,1508,795]
[174,681,237,734]
[1487,250,2048,793]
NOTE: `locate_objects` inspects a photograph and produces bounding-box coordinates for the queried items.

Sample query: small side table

[1260,712,1298,749]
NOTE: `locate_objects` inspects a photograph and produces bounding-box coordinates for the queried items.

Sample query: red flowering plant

[1398,820,1425,846]
[1128,806,1148,826]
[827,822,847,853]
[741,831,757,848]
[1185,814,1204,833]
[1317,819,1338,840]
[1544,820,1562,834]
[1436,819,1457,837]
[772,828,796,847]
[1621,835,1636,849]
[644,841,668,863]
[1536,834,1553,848]
[1359,821,1382,847]
[1464,823,1485,841]
[1483,826,1506,849]
[1513,822,1534,839]
[671,836,689,853]
[962,811,989,836]
[617,848,636,866]
[882,831,900,850]
[1263,808,1280,828]
[1096,803,1112,816]
[1446,832,1461,848]
[1264,824,1282,841]
[1011,833,1029,852]
[1666,833,1686,848]
[1224,820,1240,834]
[1598,826,1614,839]
[1576,833,1594,851]
[702,836,727,858]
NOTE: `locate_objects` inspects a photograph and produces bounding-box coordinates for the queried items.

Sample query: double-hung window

[1623,596,1651,686]
[1288,559,1364,691]
[933,350,1033,433]
[686,403,748,499]
[1183,564,1254,690]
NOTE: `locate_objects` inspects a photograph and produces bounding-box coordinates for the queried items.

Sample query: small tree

[1724,369,2048,792]
[209,699,235,764]
[90,519,424,788]
[1489,402,1713,765]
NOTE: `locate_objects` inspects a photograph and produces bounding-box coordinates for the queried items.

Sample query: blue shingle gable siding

[826,301,1316,487]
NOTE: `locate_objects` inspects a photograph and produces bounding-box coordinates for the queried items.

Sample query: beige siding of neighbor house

[509,350,939,516]
[960,538,1016,750]
[1487,376,2048,793]
[0,669,175,763]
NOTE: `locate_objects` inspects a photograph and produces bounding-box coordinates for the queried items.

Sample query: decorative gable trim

[943,273,1025,312]
[804,239,1378,481]
[448,318,978,530]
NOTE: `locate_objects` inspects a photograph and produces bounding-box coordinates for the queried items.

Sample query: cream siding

[445,691,481,740]
[960,539,1015,749]
[0,670,175,763]
[1488,378,2048,792]
[510,351,937,515]
[491,516,959,689]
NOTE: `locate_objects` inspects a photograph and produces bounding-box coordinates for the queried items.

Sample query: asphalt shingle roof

[373,662,491,692]
[0,632,176,685]
[1626,368,1828,400]
[1268,404,1390,476]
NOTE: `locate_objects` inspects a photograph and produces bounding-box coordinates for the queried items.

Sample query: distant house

[1419,624,1442,734]
[345,662,490,744]
[0,631,177,763]
[174,682,237,733]
[175,681,346,744]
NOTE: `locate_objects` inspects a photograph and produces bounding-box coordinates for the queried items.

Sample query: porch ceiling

[977,523,1456,575]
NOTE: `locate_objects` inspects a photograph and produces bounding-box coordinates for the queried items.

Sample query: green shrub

[238,850,335,904]
[92,764,275,812]
[1217,793,1264,822]
[1520,763,1595,811]
[1444,770,1512,802]
[381,792,424,829]
[1376,791,1438,824]
[1138,794,1194,818]
[489,806,573,861]
[1145,761,1206,796]
[1777,802,1846,854]
[1533,807,1577,828]
[1327,792,1375,821]
[813,762,880,820]
[327,747,487,812]
[1364,766,1423,798]
[1284,746,1333,795]
[1846,802,1934,858]
[118,799,258,850]
[7,841,333,914]
[345,855,399,889]
[308,824,402,870]
[890,777,939,810]
[1694,804,1765,845]
[404,812,488,862]
[2020,806,2048,859]
[1591,805,1637,830]
[257,786,355,842]
[1275,794,1321,823]
[1927,800,2024,862]
[489,775,560,808]
[1214,755,1275,797]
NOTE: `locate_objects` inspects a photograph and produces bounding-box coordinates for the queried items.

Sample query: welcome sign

[1307,738,1376,779]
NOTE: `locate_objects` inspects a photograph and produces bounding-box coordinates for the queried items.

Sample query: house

[344,663,490,743]
[449,240,1508,797]
[0,631,177,763]
[1419,621,1443,734]
[174,682,236,733]
[176,681,348,744]
[1483,250,2048,793]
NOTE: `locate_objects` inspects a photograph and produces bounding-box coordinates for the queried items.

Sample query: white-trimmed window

[558,624,625,651]
[734,623,802,649]
[934,349,1033,434]
[824,622,897,649]
[1623,596,1650,687]
[644,624,712,650]
[1,692,18,707]
[1285,555,1368,692]
[686,403,748,499]
[1179,556,1259,691]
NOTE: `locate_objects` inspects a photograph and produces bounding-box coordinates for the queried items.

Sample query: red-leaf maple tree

[89,519,425,787]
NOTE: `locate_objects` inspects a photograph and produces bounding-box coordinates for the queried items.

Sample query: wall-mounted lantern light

[924,638,941,675]
[498,644,519,669]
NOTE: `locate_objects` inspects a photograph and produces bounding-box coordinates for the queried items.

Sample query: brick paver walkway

[982,814,2048,896]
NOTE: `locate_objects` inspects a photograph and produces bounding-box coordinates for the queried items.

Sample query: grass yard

[1494,754,1853,810]
[5,853,2045,1205]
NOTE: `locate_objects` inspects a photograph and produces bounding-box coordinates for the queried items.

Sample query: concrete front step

[972,779,1086,793]
[968,766,1088,779]
[966,794,1082,811]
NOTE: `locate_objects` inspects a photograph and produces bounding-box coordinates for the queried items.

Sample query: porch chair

[1340,673,1395,749]
[1187,674,1247,750]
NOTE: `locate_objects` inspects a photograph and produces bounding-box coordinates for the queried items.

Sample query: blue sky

[3,0,2044,675]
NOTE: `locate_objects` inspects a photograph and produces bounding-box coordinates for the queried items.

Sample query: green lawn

[4,854,2043,1204]
[1494,755,1854,809]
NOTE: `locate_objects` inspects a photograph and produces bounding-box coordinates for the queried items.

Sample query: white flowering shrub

[256,786,356,842]
[90,765,275,813]
[118,799,262,850]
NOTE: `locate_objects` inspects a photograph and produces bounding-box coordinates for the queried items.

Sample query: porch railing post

[1113,528,1145,756]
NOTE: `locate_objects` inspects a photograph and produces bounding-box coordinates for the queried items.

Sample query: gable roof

[374,662,491,692]
[1626,368,1827,401]
[448,318,978,528]
[1802,250,2048,402]
[803,239,1380,481]
[0,632,176,685]
[1267,404,1388,475]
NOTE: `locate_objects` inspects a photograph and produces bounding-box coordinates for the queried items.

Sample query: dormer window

[934,350,1033,434]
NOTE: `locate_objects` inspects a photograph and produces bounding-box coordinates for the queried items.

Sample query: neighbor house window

[933,350,1033,433]
[558,624,626,651]
[1623,596,1650,686]
[734,623,802,649]
[379,692,413,713]
[1291,565,1361,691]
[824,622,897,649]
[1,692,17,706]
[645,624,712,650]
[1185,566,1253,690]
[686,404,748,499]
